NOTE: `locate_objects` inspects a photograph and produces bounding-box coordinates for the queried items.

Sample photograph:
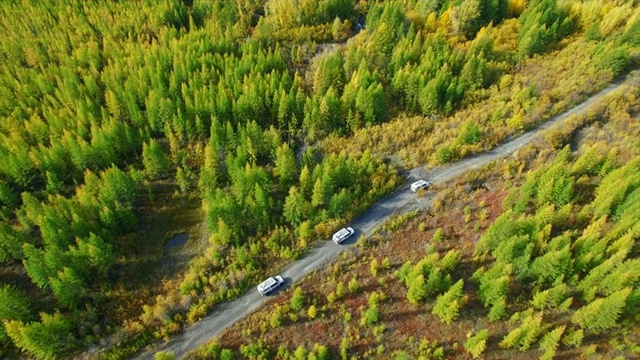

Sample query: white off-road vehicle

[332,227,355,244]
[411,179,430,192]
[257,275,284,296]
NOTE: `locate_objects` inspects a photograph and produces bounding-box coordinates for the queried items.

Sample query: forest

[191,73,640,359]
[0,0,638,359]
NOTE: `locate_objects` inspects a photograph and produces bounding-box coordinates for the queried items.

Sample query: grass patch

[105,181,204,324]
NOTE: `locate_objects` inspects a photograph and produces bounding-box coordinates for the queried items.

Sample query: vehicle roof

[335,228,350,237]
[258,277,277,291]
[412,179,428,185]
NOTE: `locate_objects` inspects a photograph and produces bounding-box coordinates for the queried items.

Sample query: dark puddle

[165,233,188,251]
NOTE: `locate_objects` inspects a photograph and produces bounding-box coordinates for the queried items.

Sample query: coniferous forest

[0,0,639,359]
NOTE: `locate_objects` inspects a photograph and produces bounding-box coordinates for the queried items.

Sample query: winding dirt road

[135,74,634,359]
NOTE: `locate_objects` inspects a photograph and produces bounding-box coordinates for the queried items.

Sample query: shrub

[343,311,352,323]
[370,258,379,277]
[582,344,598,356]
[464,329,488,359]
[382,211,420,231]
[368,292,380,307]
[395,261,413,284]
[478,207,489,221]
[220,349,233,360]
[276,345,289,358]
[307,305,318,319]
[361,305,379,326]
[340,336,349,360]
[596,47,630,76]
[290,287,305,312]
[313,344,329,360]
[435,145,454,164]
[348,276,359,294]
[433,228,444,243]
[201,342,221,358]
[240,340,268,358]
[620,19,640,45]
[270,307,283,328]
[416,339,444,359]
[381,257,391,269]
[326,292,337,304]
[293,345,307,360]
[154,351,175,360]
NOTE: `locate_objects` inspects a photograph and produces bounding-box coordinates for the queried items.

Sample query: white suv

[411,179,430,192]
[257,275,284,296]
[332,227,355,244]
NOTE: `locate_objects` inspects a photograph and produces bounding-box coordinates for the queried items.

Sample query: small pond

[165,233,188,251]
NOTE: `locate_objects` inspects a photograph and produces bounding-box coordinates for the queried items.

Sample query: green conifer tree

[572,288,631,331]
[142,139,171,179]
[432,279,464,324]
[464,329,489,359]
